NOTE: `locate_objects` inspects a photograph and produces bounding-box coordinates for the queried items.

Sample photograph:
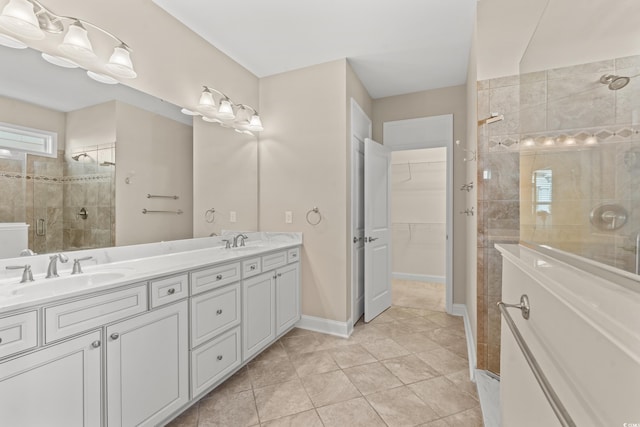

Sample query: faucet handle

[239,234,249,247]
[72,256,93,274]
[222,239,232,249]
[6,265,34,283]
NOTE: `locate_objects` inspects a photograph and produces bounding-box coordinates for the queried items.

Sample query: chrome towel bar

[498,295,576,427]
[147,194,179,199]
[142,209,183,215]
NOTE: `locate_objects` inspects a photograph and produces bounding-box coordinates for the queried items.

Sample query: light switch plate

[230,211,237,222]
[285,211,293,224]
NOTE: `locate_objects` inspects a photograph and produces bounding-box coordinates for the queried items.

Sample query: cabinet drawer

[191,283,240,348]
[0,311,38,359]
[44,284,147,344]
[150,273,188,308]
[191,326,241,398]
[191,262,241,295]
[287,248,300,263]
[242,257,261,278]
[262,251,287,271]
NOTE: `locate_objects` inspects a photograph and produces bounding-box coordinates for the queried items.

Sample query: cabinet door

[275,263,300,336]
[0,330,102,426]
[242,272,275,361]
[107,301,188,427]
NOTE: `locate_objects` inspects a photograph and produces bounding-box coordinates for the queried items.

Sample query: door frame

[382,115,454,314]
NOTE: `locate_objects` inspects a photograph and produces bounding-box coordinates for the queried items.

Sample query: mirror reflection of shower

[100,161,115,167]
[599,74,631,91]
[71,152,90,161]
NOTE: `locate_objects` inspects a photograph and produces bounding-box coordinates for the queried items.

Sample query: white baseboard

[392,272,445,284]
[296,315,350,338]
[452,303,477,381]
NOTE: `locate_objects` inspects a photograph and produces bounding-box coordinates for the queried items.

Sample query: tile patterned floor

[167,280,482,427]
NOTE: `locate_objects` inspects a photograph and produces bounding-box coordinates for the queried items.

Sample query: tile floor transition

[167,280,482,427]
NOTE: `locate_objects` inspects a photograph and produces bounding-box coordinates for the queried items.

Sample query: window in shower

[533,169,552,226]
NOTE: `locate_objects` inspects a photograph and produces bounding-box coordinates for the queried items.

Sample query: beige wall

[372,86,468,304]
[115,102,193,245]
[259,60,349,322]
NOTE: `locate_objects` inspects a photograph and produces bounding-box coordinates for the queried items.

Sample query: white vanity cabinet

[242,249,301,361]
[106,300,189,427]
[0,330,102,426]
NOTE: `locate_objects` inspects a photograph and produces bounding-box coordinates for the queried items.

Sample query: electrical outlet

[285,211,293,224]
[230,211,237,222]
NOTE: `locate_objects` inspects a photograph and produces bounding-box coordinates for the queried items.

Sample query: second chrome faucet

[46,253,69,278]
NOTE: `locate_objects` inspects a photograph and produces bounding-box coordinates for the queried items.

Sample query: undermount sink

[229,245,265,253]
[0,271,128,297]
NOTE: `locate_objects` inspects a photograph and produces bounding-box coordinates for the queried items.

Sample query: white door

[364,138,392,322]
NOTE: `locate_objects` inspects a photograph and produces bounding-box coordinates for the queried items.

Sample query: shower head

[478,113,504,126]
[71,153,89,161]
[600,74,630,90]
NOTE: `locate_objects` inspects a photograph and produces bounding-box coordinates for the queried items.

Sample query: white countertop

[0,232,302,315]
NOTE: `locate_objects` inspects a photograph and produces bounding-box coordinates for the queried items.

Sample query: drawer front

[287,248,300,263]
[0,311,38,359]
[191,326,241,398]
[262,251,287,271]
[191,262,241,295]
[44,284,147,344]
[150,273,188,308]
[191,283,241,348]
[242,257,261,279]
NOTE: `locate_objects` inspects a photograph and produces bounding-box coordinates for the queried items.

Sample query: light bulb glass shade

[42,52,79,68]
[202,116,222,124]
[105,46,137,78]
[87,70,118,85]
[217,99,235,120]
[0,32,27,48]
[59,21,96,60]
[248,114,264,132]
[0,0,44,40]
[198,88,216,110]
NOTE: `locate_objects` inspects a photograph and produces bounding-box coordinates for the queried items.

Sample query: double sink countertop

[0,232,302,315]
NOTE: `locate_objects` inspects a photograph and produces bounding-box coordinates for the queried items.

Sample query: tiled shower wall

[0,146,115,255]
[476,54,640,374]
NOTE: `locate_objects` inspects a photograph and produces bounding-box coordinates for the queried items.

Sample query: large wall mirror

[518,0,640,275]
[0,45,199,258]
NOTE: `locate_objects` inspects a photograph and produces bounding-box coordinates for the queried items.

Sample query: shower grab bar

[147,194,179,199]
[498,295,576,427]
[142,209,183,215]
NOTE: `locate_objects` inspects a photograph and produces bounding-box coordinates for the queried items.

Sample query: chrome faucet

[5,265,34,283]
[72,256,93,274]
[233,234,248,248]
[46,253,69,278]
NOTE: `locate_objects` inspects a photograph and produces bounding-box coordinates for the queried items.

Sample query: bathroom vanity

[0,233,301,426]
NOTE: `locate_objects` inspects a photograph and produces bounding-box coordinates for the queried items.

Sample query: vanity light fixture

[185,86,264,134]
[0,0,137,83]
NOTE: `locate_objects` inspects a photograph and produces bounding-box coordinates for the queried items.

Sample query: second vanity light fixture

[0,0,136,84]
[182,86,264,135]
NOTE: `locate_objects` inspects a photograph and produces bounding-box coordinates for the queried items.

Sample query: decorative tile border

[0,171,112,182]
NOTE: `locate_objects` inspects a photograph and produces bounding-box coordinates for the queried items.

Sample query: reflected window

[0,122,57,158]
[533,169,552,225]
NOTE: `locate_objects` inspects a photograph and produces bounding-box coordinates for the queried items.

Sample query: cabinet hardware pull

[216,309,223,315]
[273,275,277,279]
[91,340,101,348]
[216,274,223,280]
[167,288,176,295]
[217,355,223,361]
[250,265,256,270]
[277,273,282,277]
[291,253,297,258]
[111,333,120,340]
[367,237,378,242]
[0,337,3,344]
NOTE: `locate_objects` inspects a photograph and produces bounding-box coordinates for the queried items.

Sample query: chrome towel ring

[204,208,216,223]
[306,207,322,226]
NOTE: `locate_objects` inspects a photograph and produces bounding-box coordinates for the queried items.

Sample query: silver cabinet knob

[216,274,223,280]
[110,333,120,340]
[277,273,282,277]
[216,309,223,315]
[0,337,3,344]
[167,288,176,295]
[91,340,101,348]
[291,253,297,258]
[217,355,223,361]
[250,265,256,270]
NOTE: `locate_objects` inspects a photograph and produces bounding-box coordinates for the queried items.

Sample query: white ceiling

[152,0,477,99]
